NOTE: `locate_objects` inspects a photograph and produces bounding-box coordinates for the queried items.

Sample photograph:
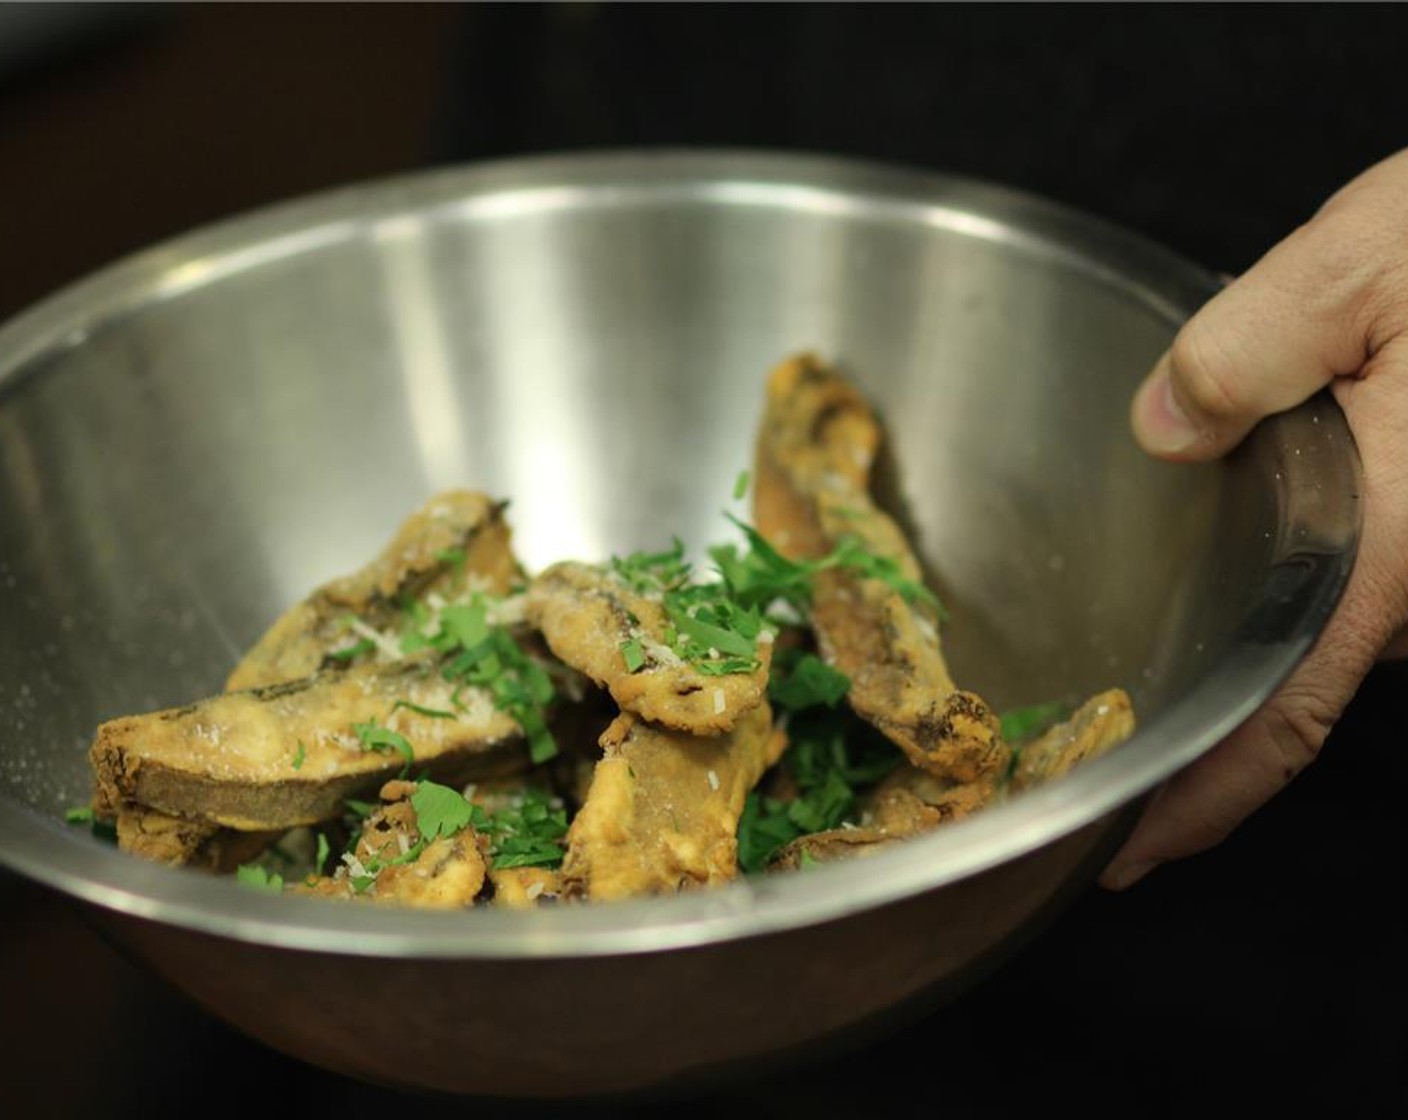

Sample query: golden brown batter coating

[525,561,772,735]
[755,354,1008,784]
[92,655,525,831]
[228,490,523,691]
[294,781,488,908]
[1011,688,1135,791]
[561,704,786,901]
[113,806,280,871]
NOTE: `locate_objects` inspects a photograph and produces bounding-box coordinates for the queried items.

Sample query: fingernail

[1132,360,1199,456]
[1102,859,1159,891]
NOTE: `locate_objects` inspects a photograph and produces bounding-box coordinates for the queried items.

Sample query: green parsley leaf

[350,874,376,895]
[327,637,376,662]
[798,850,820,870]
[291,741,306,770]
[64,806,94,825]
[768,652,850,711]
[410,780,475,840]
[732,469,750,500]
[314,833,331,876]
[435,546,467,569]
[736,707,903,872]
[351,720,415,774]
[1000,701,1068,744]
[390,699,457,720]
[236,864,284,893]
[620,637,646,673]
[343,798,375,819]
[610,539,691,595]
[477,788,569,870]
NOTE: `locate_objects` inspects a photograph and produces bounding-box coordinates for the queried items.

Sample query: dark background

[2,4,1406,1115]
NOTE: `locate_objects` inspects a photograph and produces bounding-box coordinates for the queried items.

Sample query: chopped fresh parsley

[435,546,468,569]
[768,650,850,711]
[732,469,751,500]
[402,595,559,764]
[314,832,331,876]
[351,720,415,774]
[1000,701,1068,744]
[64,805,116,844]
[327,637,376,662]
[477,788,569,870]
[404,780,568,870]
[291,741,306,770]
[736,707,902,872]
[410,780,476,840]
[390,698,457,720]
[236,864,284,893]
[620,637,646,673]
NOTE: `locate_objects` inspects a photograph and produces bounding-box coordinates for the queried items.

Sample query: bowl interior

[0,153,1357,948]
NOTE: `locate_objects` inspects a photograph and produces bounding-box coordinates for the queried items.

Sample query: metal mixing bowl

[0,151,1358,1097]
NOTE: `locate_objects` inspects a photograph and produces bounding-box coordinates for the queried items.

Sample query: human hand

[1101,148,1408,890]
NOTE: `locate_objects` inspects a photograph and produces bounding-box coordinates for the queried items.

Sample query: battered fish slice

[767,766,995,871]
[489,867,563,909]
[755,354,1008,784]
[114,806,279,872]
[768,827,901,872]
[525,561,773,735]
[561,704,786,901]
[228,490,523,691]
[294,781,488,908]
[1011,689,1135,791]
[91,655,525,831]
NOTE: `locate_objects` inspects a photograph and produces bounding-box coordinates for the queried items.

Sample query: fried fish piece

[561,703,786,901]
[489,867,563,909]
[767,826,901,872]
[91,655,525,832]
[1010,688,1135,791]
[769,690,1137,871]
[525,561,773,735]
[754,353,1008,784]
[295,780,488,908]
[767,764,996,872]
[228,490,523,691]
[113,806,280,872]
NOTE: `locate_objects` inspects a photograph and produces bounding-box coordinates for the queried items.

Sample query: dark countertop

[3,6,1406,1114]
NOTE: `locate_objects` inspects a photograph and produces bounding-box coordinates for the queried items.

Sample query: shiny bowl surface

[0,151,1358,1096]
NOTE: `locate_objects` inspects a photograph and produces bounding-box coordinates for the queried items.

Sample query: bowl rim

[0,148,1362,958]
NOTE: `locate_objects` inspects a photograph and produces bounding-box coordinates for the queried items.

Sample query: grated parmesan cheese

[712,689,726,714]
[525,881,546,900]
[706,769,720,792]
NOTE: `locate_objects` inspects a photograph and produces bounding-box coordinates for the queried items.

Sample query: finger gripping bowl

[0,152,1359,1097]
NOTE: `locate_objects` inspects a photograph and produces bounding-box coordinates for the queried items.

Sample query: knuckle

[1260,688,1338,784]
[1169,318,1247,420]
[1296,204,1408,356]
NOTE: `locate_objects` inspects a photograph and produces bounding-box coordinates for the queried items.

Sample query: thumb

[1132,200,1391,461]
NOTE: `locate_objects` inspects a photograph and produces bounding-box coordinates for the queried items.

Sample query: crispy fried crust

[525,561,772,735]
[755,354,1008,783]
[293,781,488,908]
[561,704,786,901]
[91,656,525,831]
[114,806,280,872]
[489,867,563,909]
[228,490,523,691]
[1011,688,1135,791]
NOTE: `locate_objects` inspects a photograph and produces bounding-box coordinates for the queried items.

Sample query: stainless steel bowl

[0,151,1358,1097]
